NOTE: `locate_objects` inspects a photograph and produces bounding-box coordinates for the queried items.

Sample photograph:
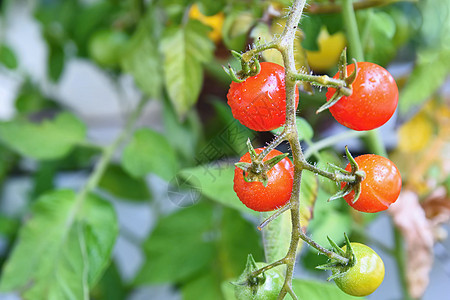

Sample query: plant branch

[68,97,149,226]
[289,73,351,95]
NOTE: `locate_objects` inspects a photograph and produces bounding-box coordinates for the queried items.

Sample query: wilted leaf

[388,190,434,298]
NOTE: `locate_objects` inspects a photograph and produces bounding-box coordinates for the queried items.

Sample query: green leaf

[222,11,255,51]
[0,44,18,69]
[178,165,256,214]
[197,0,226,16]
[307,189,352,247]
[134,203,216,284]
[182,273,223,300]
[48,44,65,82]
[90,262,126,300]
[0,214,19,239]
[122,128,178,181]
[300,14,322,51]
[358,10,397,66]
[160,20,214,119]
[299,171,318,230]
[0,112,86,160]
[163,97,202,166]
[99,164,151,201]
[182,208,263,299]
[292,279,364,299]
[399,48,450,115]
[217,208,264,278]
[121,15,162,98]
[261,211,291,264]
[0,190,118,300]
[297,117,314,141]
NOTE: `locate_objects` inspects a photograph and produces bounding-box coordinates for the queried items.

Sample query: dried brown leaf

[388,190,434,299]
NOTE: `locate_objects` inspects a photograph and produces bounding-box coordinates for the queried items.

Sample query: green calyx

[316,233,356,281]
[235,140,289,187]
[232,254,266,297]
[223,50,261,83]
[316,49,358,114]
[328,146,365,203]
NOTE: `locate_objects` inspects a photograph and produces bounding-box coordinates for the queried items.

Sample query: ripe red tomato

[326,62,398,131]
[227,62,299,131]
[234,148,294,212]
[333,243,385,296]
[342,154,401,213]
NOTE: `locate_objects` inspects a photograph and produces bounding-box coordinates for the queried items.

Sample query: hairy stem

[289,73,351,95]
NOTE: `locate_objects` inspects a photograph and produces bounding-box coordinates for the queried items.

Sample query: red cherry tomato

[227,62,299,131]
[234,148,294,212]
[326,62,399,131]
[342,154,402,213]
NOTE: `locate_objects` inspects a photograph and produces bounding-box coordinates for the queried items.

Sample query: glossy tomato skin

[326,62,399,131]
[227,62,299,131]
[342,154,402,213]
[334,243,385,297]
[234,148,294,212]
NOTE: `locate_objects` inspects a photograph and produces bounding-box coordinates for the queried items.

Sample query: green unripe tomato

[235,263,284,300]
[88,29,128,67]
[334,243,385,297]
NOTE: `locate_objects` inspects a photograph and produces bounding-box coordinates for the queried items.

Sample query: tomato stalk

[227,0,396,297]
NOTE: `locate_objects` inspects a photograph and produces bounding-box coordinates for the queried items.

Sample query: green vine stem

[341,0,388,158]
[240,0,351,298]
[67,97,149,226]
[289,73,351,95]
[342,1,409,299]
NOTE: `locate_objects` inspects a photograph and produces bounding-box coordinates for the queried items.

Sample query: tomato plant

[227,62,299,131]
[333,243,385,297]
[342,154,402,213]
[234,148,294,212]
[326,62,399,131]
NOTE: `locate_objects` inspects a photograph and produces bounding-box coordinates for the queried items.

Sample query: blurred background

[0,0,449,299]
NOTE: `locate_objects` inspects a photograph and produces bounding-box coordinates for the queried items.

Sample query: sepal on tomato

[316,50,358,114]
[328,147,365,203]
[231,254,266,296]
[316,234,356,281]
[223,50,261,82]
